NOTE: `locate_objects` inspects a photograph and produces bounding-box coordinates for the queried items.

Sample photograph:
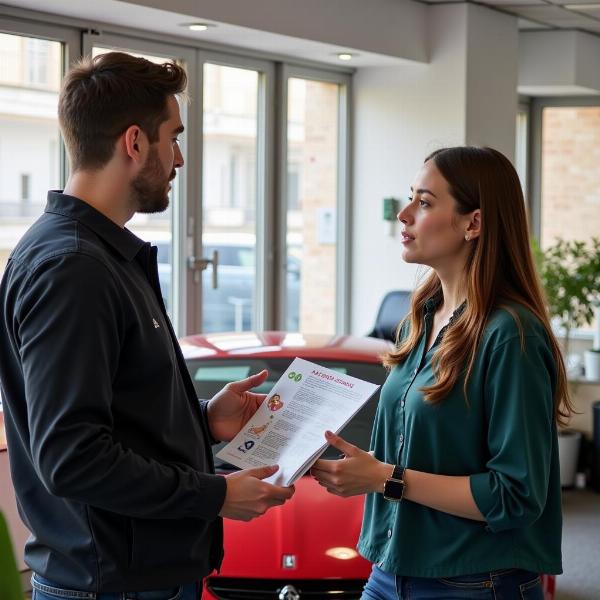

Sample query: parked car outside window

[154,235,300,333]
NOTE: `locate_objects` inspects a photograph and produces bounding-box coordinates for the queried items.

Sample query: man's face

[132,96,184,214]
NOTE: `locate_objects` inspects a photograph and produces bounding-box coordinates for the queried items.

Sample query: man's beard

[132,147,176,214]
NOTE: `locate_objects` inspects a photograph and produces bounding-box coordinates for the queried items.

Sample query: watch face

[384,478,405,501]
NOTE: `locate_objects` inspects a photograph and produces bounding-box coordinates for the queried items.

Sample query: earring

[465,234,471,241]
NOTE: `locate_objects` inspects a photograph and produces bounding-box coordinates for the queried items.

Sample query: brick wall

[296,80,339,334]
[541,107,600,247]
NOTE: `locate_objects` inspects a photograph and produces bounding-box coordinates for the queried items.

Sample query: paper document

[216,357,380,486]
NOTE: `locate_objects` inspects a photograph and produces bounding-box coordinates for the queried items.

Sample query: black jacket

[0,192,226,592]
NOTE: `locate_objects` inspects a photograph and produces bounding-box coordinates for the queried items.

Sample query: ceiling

[4,0,600,68]
[2,0,414,67]
[420,0,600,36]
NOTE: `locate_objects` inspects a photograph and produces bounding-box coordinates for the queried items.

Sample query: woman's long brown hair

[383,146,573,426]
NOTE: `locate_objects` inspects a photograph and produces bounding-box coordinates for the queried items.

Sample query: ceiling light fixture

[186,23,213,31]
[565,3,600,8]
[337,53,353,61]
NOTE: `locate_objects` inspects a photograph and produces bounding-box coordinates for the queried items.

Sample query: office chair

[367,290,412,343]
[0,510,23,600]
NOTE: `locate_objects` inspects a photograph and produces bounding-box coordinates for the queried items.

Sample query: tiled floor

[556,489,600,600]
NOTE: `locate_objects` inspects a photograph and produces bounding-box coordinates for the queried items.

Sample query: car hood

[218,475,371,578]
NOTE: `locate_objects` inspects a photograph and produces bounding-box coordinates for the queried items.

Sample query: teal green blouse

[357,298,562,578]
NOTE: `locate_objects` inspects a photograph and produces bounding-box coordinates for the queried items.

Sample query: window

[26,38,50,86]
[202,63,260,333]
[1,19,351,343]
[539,106,600,248]
[0,22,74,451]
[284,74,348,334]
[533,100,600,339]
[0,32,62,277]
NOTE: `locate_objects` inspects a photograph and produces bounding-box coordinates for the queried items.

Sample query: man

[0,52,293,599]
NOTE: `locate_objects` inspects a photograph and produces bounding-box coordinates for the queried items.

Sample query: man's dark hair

[58,52,187,172]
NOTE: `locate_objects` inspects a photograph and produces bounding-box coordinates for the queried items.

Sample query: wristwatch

[383,465,406,502]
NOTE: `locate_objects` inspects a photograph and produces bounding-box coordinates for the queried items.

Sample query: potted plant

[532,237,600,362]
[533,238,600,486]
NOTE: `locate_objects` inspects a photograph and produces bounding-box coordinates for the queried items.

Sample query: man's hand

[207,370,269,442]
[219,465,295,521]
[310,431,393,497]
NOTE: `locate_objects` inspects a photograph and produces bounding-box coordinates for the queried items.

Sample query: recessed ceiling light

[186,23,213,31]
[337,53,353,61]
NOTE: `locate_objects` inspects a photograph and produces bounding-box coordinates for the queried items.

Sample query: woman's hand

[310,431,393,497]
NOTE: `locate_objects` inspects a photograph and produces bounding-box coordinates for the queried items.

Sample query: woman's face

[397,160,476,270]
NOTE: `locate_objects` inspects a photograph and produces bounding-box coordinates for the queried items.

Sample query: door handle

[187,250,219,288]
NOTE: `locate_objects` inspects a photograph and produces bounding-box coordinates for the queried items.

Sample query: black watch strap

[391,465,405,481]
[383,465,406,502]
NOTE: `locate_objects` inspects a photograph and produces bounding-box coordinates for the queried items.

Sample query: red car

[180,331,556,600]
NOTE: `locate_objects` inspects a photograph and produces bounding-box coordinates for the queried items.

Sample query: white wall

[465,5,518,160]
[351,3,518,335]
[575,32,600,93]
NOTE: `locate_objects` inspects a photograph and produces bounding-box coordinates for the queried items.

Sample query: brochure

[216,357,380,486]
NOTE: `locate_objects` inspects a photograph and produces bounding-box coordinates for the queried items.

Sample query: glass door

[195,52,273,334]
[201,63,259,333]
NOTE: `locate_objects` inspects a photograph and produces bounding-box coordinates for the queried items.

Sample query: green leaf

[532,237,600,346]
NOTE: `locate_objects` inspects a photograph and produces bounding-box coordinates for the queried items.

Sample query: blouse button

[387,529,392,538]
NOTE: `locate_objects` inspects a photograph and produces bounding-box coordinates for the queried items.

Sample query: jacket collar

[45,191,147,262]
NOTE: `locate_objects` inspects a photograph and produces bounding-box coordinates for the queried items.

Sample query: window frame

[276,64,352,334]
[0,15,80,453]
[195,49,275,335]
[0,15,81,188]
[530,96,600,240]
[1,5,355,337]
[530,96,600,341]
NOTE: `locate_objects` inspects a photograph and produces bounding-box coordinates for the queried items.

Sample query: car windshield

[185,357,387,471]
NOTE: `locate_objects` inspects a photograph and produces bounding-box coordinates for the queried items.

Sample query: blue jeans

[31,574,200,600]
[361,564,544,600]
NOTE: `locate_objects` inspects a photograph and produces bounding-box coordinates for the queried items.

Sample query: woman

[311,146,571,599]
